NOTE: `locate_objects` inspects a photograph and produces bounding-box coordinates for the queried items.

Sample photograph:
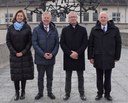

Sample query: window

[93,12,98,21]
[27,13,33,22]
[52,15,57,22]
[36,13,42,22]
[83,12,89,21]
[102,8,108,11]
[60,12,66,22]
[112,12,120,22]
[5,13,13,22]
[51,10,57,22]
[65,0,74,3]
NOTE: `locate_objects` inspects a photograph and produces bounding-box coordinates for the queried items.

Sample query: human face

[42,15,51,26]
[68,14,78,26]
[16,12,24,22]
[99,12,108,26]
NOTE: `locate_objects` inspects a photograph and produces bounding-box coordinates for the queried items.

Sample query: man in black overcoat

[88,11,122,101]
[60,11,88,101]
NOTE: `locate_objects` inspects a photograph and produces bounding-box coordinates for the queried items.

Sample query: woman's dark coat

[88,20,122,70]
[60,24,88,71]
[6,23,34,81]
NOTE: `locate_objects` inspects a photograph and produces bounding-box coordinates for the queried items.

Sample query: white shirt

[101,24,107,32]
[44,25,50,32]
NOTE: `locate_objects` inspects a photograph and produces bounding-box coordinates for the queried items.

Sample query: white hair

[99,11,109,20]
[68,11,77,18]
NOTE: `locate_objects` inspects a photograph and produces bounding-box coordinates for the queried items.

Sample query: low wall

[121,32,128,46]
[0,43,9,68]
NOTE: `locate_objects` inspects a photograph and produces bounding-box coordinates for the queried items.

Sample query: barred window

[83,12,89,21]
[112,12,120,22]
[36,13,41,22]
[93,12,98,21]
[5,13,13,22]
[27,13,33,22]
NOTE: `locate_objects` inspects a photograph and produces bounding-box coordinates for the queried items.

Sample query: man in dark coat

[32,12,59,100]
[88,11,122,101]
[60,11,88,101]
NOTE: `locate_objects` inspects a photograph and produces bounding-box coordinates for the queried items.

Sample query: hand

[16,52,23,57]
[48,53,53,59]
[90,59,94,64]
[70,50,78,59]
[44,53,53,59]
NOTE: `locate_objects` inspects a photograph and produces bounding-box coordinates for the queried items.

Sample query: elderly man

[60,11,88,101]
[32,12,59,100]
[88,11,121,101]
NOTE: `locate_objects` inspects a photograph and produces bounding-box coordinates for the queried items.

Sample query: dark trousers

[65,70,84,95]
[14,80,26,93]
[96,68,112,96]
[37,65,54,95]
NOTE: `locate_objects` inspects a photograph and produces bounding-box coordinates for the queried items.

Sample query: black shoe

[20,91,25,100]
[63,94,70,100]
[95,95,102,100]
[14,92,19,101]
[48,93,56,99]
[80,94,86,101]
[104,95,112,101]
[35,93,43,100]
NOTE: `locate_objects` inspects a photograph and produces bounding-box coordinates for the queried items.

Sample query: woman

[6,10,34,101]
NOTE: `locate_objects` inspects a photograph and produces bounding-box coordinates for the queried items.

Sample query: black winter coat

[88,20,122,70]
[60,24,88,71]
[6,23,34,81]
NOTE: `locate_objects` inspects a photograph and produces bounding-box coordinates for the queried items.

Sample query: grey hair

[68,11,77,18]
[42,11,52,17]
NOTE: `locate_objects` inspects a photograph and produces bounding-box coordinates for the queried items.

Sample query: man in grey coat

[88,11,121,101]
[32,12,59,100]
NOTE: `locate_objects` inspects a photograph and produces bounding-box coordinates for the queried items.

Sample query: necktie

[45,26,48,32]
[103,26,105,32]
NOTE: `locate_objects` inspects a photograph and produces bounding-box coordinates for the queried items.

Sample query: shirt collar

[101,24,107,29]
[44,25,49,28]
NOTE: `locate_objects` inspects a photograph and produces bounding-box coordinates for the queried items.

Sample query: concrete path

[0,47,128,103]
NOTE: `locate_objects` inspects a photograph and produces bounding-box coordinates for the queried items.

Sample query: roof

[0,0,128,7]
[99,0,128,6]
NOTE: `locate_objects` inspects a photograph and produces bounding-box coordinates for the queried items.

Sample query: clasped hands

[70,50,78,60]
[44,53,53,60]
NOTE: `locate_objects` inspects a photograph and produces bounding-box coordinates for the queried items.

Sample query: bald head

[99,11,109,26]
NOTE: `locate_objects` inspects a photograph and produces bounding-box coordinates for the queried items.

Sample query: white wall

[0,5,128,24]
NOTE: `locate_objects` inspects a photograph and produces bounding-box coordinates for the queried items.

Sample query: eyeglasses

[69,16,77,18]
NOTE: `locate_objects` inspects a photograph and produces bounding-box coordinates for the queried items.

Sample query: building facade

[0,0,128,24]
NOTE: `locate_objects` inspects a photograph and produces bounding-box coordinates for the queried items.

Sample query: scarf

[13,22,24,31]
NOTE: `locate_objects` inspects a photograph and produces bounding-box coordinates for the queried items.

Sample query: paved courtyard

[0,47,128,103]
